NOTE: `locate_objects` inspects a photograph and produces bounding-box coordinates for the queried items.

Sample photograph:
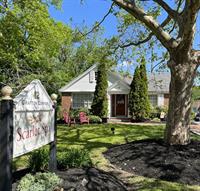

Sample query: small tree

[139,63,151,118]
[91,62,108,118]
[129,63,150,121]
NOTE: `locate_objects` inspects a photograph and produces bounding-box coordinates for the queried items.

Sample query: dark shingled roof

[123,73,171,93]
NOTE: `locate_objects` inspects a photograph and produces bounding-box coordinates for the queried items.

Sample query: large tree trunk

[164,58,198,145]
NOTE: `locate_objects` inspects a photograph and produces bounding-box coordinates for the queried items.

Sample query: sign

[13,80,54,158]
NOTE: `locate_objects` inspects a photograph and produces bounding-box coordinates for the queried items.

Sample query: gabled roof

[59,64,98,92]
[108,80,130,91]
[123,73,170,93]
[108,71,130,87]
[59,63,170,93]
[148,73,170,93]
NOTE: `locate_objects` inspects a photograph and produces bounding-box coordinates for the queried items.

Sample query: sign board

[13,80,54,158]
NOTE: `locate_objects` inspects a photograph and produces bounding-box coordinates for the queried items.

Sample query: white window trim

[72,93,93,109]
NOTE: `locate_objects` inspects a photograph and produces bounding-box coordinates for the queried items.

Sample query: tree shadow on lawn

[57,127,113,152]
[57,124,164,152]
[104,139,200,186]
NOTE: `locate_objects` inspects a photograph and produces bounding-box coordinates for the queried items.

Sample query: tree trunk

[164,59,197,145]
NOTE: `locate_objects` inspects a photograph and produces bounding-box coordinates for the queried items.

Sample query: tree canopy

[0,0,114,95]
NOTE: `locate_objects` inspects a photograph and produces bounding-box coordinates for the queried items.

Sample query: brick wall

[61,92,72,112]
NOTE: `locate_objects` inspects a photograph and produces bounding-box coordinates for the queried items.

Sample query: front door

[116,94,125,116]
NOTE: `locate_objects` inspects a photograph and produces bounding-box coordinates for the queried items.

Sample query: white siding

[66,70,97,92]
[108,81,130,94]
[64,68,130,94]
[157,94,164,107]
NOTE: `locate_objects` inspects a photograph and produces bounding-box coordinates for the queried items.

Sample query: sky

[49,0,118,38]
[49,1,200,73]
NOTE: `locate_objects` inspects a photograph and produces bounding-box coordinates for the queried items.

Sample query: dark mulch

[12,167,128,191]
[104,139,200,185]
[57,167,128,191]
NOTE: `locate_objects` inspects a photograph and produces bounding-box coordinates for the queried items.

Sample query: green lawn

[57,123,200,191]
[15,123,200,190]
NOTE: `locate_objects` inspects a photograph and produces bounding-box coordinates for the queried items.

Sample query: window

[149,95,158,106]
[89,71,95,83]
[72,93,93,109]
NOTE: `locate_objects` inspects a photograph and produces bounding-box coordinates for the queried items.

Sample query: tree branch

[113,0,178,51]
[118,15,171,48]
[168,0,184,34]
[153,0,179,20]
[178,1,200,52]
[151,57,167,72]
[191,50,200,65]
[80,2,114,36]
[119,32,153,48]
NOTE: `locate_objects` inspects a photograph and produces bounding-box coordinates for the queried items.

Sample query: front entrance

[111,94,127,117]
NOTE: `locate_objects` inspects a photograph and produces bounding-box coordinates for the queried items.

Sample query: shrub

[149,106,168,119]
[57,105,63,120]
[28,148,49,172]
[129,63,150,121]
[17,172,62,191]
[91,62,108,118]
[88,115,102,123]
[57,148,92,169]
[69,107,90,119]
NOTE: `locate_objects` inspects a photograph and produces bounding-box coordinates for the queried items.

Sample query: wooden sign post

[49,93,58,172]
[0,86,13,191]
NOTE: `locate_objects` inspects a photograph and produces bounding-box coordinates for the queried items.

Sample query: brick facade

[61,92,72,112]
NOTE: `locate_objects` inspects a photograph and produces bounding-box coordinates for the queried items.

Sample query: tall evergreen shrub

[129,64,150,121]
[91,63,108,118]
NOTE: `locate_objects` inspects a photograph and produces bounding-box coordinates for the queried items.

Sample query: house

[59,64,170,118]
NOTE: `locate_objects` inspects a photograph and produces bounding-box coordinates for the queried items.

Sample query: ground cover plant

[57,148,92,169]
[16,172,62,191]
[15,124,200,190]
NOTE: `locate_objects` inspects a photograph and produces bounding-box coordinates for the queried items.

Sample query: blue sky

[49,1,199,46]
[49,0,118,38]
[49,1,200,73]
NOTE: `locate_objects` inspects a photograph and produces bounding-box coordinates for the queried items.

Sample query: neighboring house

[59,64,170,118]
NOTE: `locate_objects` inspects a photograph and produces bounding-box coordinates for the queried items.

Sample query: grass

[57,123,200,191]
[57,124,163,167]
[15,123,200,190]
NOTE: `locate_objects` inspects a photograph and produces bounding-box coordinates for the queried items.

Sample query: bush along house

[59,64,170,119]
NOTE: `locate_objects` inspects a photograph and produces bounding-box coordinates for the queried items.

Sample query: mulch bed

[12,167,128,191]
[58,167,128,191]
[104,139,200,185]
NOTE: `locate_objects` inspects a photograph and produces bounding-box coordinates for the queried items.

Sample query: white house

[59,64,170,118]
